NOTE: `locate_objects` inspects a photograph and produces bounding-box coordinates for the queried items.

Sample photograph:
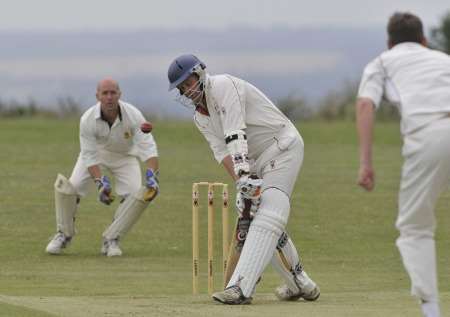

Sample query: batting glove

[95,176,115,205]
[236,175,263,200]
[235,191,260,216]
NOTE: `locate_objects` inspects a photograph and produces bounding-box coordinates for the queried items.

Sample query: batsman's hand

[95,175,115,205]
[358,164,375,191]
[236,174,263,200]
[236,191,260,217]
[144,168,159,201]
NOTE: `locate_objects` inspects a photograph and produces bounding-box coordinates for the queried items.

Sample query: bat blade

[223,199,252,287]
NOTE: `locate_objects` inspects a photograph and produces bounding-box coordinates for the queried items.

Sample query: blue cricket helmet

[167,54,206,91]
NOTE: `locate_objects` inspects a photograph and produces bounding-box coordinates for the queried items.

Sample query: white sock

[421,301,440,317]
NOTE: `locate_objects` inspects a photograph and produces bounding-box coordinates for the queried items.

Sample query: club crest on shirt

[124,131,131,139]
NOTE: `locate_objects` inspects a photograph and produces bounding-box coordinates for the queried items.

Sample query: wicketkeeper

[167,54,320,304]
[356,12,450,317]
[46,78,159,257]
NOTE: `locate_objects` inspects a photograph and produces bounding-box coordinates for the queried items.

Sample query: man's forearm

[356,98,375,166]
[145,157,159,172]
[222,155,239,181]
[88,165,102,180]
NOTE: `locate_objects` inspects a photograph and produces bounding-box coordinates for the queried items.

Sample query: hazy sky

[1,0,448,31]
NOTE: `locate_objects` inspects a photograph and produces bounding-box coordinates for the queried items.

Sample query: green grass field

[0,118,448,317]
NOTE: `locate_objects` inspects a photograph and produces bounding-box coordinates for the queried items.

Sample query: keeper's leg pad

[54,173,78,237]
[103,186,151,241]
[271,232,303,293]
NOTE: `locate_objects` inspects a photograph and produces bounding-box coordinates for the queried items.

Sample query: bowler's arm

[356,97,376,191]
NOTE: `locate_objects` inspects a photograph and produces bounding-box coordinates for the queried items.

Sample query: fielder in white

[46,78,159,257]
[167,54,320,304]
[356,12,450,317]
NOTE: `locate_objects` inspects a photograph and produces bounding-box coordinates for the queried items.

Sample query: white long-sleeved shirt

[358,42,450,135]
[194,74,298,163]
[79,100,158,167]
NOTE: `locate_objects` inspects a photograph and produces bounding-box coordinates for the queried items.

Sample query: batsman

[167,55,320,304]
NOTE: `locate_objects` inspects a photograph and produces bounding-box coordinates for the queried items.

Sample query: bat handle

[242,198,252,220]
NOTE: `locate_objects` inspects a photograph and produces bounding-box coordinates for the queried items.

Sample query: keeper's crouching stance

[46,78,159,257]
[167,54,319,304]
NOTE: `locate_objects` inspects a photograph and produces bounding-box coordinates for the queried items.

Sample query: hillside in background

[0,27,386,117]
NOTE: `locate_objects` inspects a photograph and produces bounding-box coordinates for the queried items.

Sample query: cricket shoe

[275,271,320,301]
[212,286,252,305]
[101,239,122,257]
[46,232,71,254]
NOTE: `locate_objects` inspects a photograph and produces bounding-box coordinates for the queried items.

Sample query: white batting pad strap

[225,130,250,176]
[54,174,78,237]
[270,233,303,292]
[227,225,279,297]
[103,187,151,241]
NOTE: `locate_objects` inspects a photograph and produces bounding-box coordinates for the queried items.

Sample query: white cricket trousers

[69,151,142,198]
[396,116,450,302]
[227,127,305,297]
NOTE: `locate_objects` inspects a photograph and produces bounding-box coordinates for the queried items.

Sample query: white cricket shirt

[79,100,158,167]
[194,74,297,163]
[358,42,450,135]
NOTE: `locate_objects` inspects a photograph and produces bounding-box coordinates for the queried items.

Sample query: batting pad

[54,174,78,237]
[103,186,151,241]
[271,233,303,293]
[226,188,291,297]
[227,225,279,298]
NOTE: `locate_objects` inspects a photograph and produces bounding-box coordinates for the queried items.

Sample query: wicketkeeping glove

[144,168,159,201]
[95,175,115,205]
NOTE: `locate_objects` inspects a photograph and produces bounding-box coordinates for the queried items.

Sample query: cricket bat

[223,199,252,287]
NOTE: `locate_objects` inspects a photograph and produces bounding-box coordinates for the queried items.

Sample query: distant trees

[430,10,450,54]
[0,89,400,121]
[0,99,40,117]
[277,94,312,121]
[316,81,357,121]
[276,10,450,122]
[0,97,81,118]
[276,82,399,122]
[56,96,82,117]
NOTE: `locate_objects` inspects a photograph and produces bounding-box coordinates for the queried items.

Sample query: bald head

[96,78,122,116]
[97,78,120,93]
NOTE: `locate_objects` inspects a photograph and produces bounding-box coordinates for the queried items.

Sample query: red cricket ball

[140,122,153,133]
